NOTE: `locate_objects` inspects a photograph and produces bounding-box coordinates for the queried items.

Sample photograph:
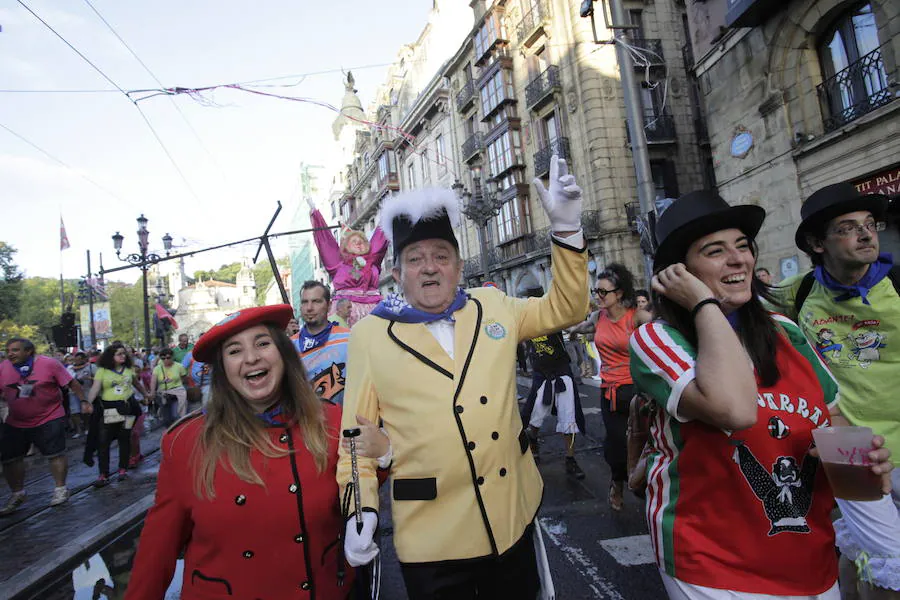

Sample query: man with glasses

[149,349,189,425]
[777,181,900,597]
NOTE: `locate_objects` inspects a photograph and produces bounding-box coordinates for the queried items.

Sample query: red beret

[193,304,294,363]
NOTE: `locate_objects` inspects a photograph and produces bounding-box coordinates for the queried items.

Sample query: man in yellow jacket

[337,155,589,599]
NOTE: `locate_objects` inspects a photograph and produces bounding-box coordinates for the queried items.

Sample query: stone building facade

[686,0,899,281]
[440,0,712,294]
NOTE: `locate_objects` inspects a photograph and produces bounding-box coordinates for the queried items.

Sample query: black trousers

[97,421,131,476]
[601,384,634,483]
[400,525,540,600]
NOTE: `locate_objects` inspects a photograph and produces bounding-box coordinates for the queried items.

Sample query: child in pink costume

[309,203,388,326]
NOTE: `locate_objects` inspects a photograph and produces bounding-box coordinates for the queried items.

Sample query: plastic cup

[812,426,882,501]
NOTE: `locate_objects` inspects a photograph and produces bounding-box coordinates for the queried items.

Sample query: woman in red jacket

[126,304,354,599]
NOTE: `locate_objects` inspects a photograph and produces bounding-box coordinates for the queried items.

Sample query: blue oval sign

[731,131,753,158]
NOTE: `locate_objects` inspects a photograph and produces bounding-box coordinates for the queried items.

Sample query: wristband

[691,297,721,319]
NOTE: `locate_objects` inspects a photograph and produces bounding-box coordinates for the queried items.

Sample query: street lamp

[110,215,173,349]
[453,166,504,284]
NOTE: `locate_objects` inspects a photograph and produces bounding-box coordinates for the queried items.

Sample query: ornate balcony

[631,38,665,66]
[818,45,893,133]
[457,79,476,113]
[626,112,676,144]
[516,0,549,48]
[462,132,485,163]
[525,65,561,111]
[533,137,570,178]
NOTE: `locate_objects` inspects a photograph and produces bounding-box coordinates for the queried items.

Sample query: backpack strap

[793,271,816,315]
[889,266,900,297]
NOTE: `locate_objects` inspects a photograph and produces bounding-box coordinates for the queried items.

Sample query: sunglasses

[593,287,619,298]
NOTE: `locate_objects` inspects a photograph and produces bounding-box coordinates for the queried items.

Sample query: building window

[421,152,429,183]
[475,13,507,61]
[650,160,679,201]
[487,129,522,180]
[364,152,370,167]
[435,135,446,170]
[480,69,515,116]
[378,153,390,181]
[407,163,417,189]
[496,197,531,243]
[817,3,890,131]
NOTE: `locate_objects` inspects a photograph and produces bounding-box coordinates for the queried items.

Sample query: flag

[155,303,178,330]
[60,217,71,251]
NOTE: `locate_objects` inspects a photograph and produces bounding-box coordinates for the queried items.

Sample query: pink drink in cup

[812,426,882,502]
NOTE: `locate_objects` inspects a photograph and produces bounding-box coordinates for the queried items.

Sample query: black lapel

[387,321,453,380]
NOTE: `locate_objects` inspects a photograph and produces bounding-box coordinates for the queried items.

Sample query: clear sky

[0,0,432,283]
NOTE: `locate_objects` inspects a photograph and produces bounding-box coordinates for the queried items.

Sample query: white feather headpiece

[380,187,461,246]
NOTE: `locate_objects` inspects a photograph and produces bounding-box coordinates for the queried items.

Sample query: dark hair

[755,267,770,276]
[635,289,650,300]
[301,280,331,303]
[653,239,781,386]
[596,263,637,308]
[6,337,35,353]
[98,342,133,370]
[159,349,174,358]
[73,351,88,360]
[800,219,830,266]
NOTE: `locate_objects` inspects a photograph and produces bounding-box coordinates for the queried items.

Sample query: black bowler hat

[381,188,460,258]
[795,182,888,253]
[653,190,766,269]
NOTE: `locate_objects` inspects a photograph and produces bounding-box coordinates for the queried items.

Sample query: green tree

[193,262,241,284]
[253,256,291,305]
[0,242,24,320]
[14,277,79,342]
[108,279,145,347]
[0,320,47,353]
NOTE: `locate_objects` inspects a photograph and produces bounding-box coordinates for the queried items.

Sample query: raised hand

[532,155,583,233]
[652,263,717,311]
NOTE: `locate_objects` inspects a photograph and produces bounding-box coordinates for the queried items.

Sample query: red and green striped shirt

[629,314,839,595]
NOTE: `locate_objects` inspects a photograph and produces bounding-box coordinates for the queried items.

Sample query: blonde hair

[192,324,329,499]
[340,231,369,255]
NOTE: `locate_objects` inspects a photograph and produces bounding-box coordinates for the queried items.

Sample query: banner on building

[80,302,112,347]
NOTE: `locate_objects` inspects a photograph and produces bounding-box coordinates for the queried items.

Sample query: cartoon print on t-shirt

[815,328,842,361]
[846,329,887,369]
[732,440,818,535]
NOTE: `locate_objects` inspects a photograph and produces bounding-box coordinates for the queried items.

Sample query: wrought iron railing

[525,65,561,109]
[516,1,549,46]
[456,79,476,112]
[533,137,570,177]
[462,132,485,162]
[631,38,665,64]
[818,45,893,133]
[626,112,676,144]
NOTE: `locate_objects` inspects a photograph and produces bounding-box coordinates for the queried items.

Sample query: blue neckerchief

[14,356,34,379]
[813,253,893,305]
[371,288,468,323]
[256,403,289,428]
[298,322,334,353]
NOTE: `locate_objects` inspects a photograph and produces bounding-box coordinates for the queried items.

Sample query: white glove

[305,196,316,211]
[532,155,583,233]
[344,511,379,567]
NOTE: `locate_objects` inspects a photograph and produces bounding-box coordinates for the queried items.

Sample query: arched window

[817,3,890,131]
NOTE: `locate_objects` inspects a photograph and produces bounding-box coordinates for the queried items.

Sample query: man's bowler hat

[653,190,766,270]
[795,182,888,253]
[193,304,293,362]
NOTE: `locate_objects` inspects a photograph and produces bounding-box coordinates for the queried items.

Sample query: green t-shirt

[776,271,900,464]
[96,367,135,402]
[171,344,193,365]
[153,362,187,391]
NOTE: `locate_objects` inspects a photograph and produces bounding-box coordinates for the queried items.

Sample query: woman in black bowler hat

[126,304,372,599]
[628,191,892,599]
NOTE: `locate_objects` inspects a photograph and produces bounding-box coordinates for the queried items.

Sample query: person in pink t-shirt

[0,337,89,513]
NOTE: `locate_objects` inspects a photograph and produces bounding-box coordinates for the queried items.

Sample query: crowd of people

[0,156,897,599]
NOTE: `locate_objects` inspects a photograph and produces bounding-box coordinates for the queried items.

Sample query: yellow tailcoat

[337,237,588,564]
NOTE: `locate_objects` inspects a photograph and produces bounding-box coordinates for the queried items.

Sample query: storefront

[853,163,900,257]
